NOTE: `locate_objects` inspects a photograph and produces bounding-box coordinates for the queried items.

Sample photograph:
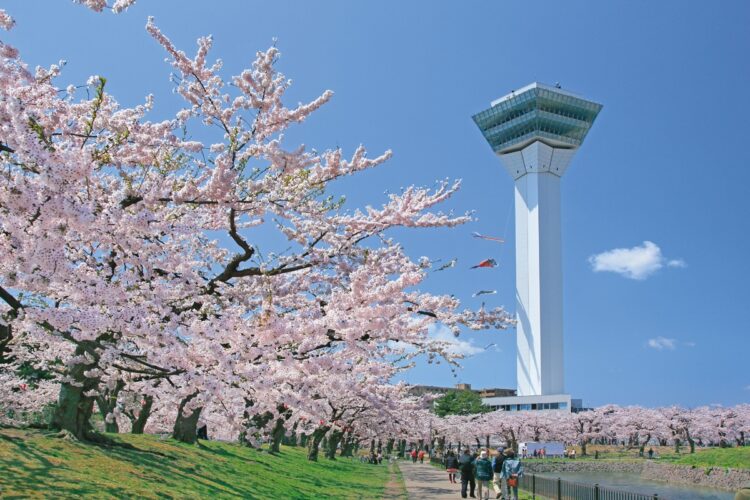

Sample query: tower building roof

[472,82,602,155]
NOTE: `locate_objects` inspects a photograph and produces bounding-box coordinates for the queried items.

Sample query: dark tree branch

[0,285,22,311]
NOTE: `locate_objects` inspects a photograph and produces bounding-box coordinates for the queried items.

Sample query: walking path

[398,460,461,499]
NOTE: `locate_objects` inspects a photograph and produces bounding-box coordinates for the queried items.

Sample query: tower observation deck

[473,83,602,399]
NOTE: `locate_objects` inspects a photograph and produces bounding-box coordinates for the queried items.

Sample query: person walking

[491,447,506,499]
[418,449,425,464]
[411,449,418,463]
[474,449,494,500]
[444,450,460,484]
[458,447,477,498]
[501,449,524,500]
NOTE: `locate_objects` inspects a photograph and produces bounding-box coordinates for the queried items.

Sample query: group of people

[359,452,383,464]
[443,447,523,500]
[409,448,426,463]
[525,447,547,458]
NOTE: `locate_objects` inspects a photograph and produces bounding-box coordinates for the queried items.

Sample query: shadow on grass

[0,430,389,499]
[0,434,257,498]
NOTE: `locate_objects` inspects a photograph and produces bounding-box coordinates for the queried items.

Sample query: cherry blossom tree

[607,406,668,456]
[0,5,512,444]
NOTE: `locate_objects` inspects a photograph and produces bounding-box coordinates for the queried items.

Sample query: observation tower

[473,83,602,410]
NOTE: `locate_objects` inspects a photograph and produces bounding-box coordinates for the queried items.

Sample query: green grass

[384,461,408,499]
[0,428,390,499]
[662,446,750,469]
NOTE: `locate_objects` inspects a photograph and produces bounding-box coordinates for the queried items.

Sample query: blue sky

[5,1,749,408]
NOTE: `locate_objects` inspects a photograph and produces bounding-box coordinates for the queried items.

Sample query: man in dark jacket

[492,447,506,499]
[458,448,477,498]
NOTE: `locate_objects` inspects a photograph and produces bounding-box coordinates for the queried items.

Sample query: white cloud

[428,325,484,357]
[647,336,677,350]
[588,241,685,280]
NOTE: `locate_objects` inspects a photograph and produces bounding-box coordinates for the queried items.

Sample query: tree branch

[0,284,22,311]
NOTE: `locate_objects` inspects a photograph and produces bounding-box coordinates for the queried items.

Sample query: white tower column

[473,82,602,400]
[514,170,563,396]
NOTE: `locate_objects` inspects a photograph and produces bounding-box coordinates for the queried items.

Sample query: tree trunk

[172,393,202,444]
[95,380,125,434]
[340,433,350,457]
[51,342,101,441]
[130,395,153,434]
[52,381,97,440]
[269,418,286,453]
[341,433,354,457]
[284,422,299,447]
[300,433,309,448]
[325,429,344,459]
[638,434,650,458]
[238,398,257,446]
[104,420,118,434]
[306,426,330,461]
[581,440,588,456]
[385,437,395,456]
[486,434,490,450]
[0,322,14,365]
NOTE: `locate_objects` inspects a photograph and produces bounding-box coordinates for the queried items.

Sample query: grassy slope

[0,428,390,499]
[665,446,750,469]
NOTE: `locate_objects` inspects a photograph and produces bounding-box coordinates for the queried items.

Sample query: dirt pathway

[398,461,461,499]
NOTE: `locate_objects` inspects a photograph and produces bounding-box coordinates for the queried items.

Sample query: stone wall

[524,460,750,492]
[644,462,750,492]
[525,460,643,474]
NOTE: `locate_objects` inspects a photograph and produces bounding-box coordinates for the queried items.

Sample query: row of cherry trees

[429,404,750,456]
[0,2,512,460]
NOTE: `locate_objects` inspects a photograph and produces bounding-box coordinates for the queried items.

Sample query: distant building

[483,394,584,413]
[409,383,515,398]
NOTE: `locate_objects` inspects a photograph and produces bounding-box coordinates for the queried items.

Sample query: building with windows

[472,83,602,413]
[409,383,515,399]
[484,394,583,412]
